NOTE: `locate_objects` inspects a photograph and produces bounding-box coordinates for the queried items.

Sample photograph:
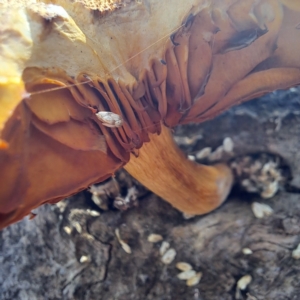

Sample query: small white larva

[95,111,123,128]
[161,248,176,264]
[147,234,163,243]
[176,262,193,272]
[242,248,253,255]
[186,272,202,286]
[159,241,170,256]
[79,255,91,263]
[177,270,196,280]
[237,275,252,290]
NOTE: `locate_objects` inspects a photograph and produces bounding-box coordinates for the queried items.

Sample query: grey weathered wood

[1,88,300,300]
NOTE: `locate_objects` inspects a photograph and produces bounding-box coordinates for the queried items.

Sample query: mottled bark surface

[1,88,300,300]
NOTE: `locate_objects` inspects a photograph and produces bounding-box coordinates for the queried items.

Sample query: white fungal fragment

[183,213,196,220]
[176,262,193,272]
[237,275,252,290]
[63,226,72,235]
[242,179,259,192]
[208,145,224,162]
[223,137,234,152]
[115,228,132,254]
[188,155,196,161]
[147,234,163,243]
[230,154,286,199]
[260,181,278,198]
[159,241,170,256]
[56,201,68,213]
[161,248,176,264]
[114,186,138,210]
[174,135,202,146]
[91,194,102,207]
[251,202,273,218]
[195,147,212,160]
[242,248,253,255]
[177,270,196,280]
[292,243,300,259]
[186,272,202,286]
[79,255,91,263]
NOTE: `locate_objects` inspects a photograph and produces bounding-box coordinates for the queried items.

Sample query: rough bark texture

[1,88,300,300]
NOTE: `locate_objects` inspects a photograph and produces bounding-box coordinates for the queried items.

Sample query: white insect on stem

[95,111,124,128]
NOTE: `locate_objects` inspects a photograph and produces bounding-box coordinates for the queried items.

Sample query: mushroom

[1,0,300,229]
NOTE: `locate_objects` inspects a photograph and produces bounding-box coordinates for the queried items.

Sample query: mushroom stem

[125,125,233,215]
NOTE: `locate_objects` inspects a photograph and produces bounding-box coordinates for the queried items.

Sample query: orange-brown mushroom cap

[1,0,300,229]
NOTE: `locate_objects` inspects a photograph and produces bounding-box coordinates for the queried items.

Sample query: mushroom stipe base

[125,125,234,215]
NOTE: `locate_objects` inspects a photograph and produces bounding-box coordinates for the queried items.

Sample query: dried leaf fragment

[115,228,132,254]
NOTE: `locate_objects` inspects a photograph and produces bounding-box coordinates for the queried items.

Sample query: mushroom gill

[0,0,300,228]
